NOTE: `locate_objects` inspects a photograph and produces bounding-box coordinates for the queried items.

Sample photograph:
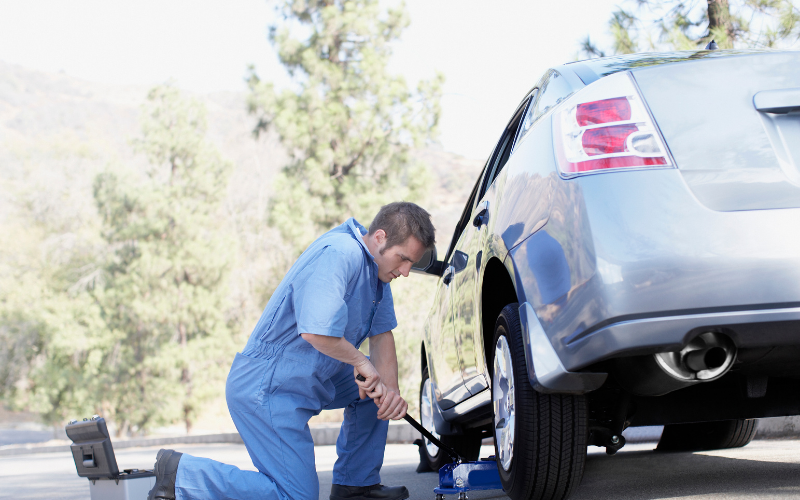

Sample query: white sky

[0,0,620,159]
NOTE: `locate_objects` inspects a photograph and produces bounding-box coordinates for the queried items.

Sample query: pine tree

[581,0,800,57]
[90,85,237,435]
[247,0,444,253]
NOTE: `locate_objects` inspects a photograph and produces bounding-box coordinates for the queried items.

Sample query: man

[148,201,435,500]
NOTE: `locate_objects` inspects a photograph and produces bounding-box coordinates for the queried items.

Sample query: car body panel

[493,115,556,253]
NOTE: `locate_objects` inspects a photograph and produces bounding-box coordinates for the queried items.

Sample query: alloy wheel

[493,335,515,471]
[421,377,441,457]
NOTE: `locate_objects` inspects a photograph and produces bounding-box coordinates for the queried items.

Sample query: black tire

[492,304,587,500]
[657,419,759,452]
[418,366,482,471]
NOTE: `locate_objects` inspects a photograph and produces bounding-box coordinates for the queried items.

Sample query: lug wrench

[356,374,462,462]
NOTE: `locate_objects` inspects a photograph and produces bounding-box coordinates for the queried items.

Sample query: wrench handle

[355,373,462,462]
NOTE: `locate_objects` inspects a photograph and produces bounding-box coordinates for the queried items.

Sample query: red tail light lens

[553,72,671,176]
[582,124,639,155]
[567,156,667,173]
[576,97,631,126]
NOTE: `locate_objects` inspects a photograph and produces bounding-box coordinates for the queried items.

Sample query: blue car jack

[433,459,503,500]
[357,374,505,499]
[404,414,503,500]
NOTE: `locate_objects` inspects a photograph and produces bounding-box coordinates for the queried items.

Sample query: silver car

[412,49,800,500]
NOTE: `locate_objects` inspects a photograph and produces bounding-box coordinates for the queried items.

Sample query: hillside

[0,60,481,254]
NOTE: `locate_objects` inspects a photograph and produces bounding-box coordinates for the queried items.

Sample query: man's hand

[367,330,405,419]
[354,362,383,400]
[375,387,408,420]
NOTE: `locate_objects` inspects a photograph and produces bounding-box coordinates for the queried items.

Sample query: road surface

[3,440,800,499]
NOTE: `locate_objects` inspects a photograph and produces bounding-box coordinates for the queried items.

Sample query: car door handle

[472,201,490,228]
[443,265,455,286]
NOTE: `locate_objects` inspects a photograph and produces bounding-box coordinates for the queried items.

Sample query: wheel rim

[421,377,441,457]
[493,335,515,471]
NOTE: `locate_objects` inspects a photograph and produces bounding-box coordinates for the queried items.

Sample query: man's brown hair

[368,201,435,253]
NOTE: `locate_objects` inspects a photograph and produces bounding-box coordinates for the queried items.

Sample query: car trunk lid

[631,51,800,211]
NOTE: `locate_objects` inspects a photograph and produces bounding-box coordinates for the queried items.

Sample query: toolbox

[66,416,155,500]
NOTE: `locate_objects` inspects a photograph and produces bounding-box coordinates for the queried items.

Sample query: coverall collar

[346,217,376,264]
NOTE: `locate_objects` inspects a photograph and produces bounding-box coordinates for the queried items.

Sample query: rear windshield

[567,49,774,79]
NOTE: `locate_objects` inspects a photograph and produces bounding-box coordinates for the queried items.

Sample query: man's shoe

[147,448,183,500]
[330,484,409,500]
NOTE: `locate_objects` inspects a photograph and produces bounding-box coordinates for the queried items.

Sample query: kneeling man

[148,201,435,500]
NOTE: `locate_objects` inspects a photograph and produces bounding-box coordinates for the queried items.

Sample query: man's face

[365,230,427,283]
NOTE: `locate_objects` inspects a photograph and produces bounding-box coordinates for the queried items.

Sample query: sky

[0,0,621,159]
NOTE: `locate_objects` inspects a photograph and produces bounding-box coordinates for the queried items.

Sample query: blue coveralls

[175,218,397,500]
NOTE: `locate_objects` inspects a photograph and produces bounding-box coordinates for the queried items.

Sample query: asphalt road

[3,440,800,499]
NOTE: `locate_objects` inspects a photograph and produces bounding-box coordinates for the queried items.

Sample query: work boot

[330,484,410,500]
[147,448,183,500]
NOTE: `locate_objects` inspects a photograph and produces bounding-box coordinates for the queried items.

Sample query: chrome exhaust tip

[614,332,738,396]
[655,332,737,382]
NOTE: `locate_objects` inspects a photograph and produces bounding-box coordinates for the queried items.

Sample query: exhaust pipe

[655,332,737,382]
[684,346,727,371]
[615,332,737,396]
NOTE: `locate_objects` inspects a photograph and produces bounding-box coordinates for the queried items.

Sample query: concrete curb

[754,416,800,439]
[0,422,419,457]
[618,417,800,444]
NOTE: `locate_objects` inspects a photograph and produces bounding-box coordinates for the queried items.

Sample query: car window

[515,70,575,146]
[443,173,483,265]
[478,97,530,200]
[512,89,538,148]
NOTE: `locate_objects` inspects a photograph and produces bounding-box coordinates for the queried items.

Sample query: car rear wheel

[492,304,587,500]
[657,419,759,452]
[418,366,482,471]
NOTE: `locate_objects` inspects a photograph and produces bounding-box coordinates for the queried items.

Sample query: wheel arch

[482,254,609,395]
[481,256,519,371]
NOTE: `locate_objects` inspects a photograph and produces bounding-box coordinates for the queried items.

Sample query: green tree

[0,133,109,428]
[581,0,800,57]
[0,254,108,428]
[247,0,444,253]
[90,85,238,435]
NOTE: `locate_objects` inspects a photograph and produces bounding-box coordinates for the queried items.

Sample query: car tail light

[576,97,631,126]
[553,72,671,176]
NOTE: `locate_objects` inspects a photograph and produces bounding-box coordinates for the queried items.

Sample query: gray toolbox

[66,416,155,500]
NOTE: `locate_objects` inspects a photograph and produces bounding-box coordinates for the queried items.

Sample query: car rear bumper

[561,304,800,371]
[518,301,607,394]
[508,168,800,373]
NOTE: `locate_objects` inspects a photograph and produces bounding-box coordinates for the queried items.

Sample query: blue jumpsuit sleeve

[292,246,358,338]
[368,283,398,336]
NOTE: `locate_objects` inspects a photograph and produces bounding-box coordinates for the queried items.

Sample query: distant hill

[0,60,483,254]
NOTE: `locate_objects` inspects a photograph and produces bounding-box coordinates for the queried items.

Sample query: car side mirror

[411,247,444,276]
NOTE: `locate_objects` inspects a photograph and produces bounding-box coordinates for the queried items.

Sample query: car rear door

[426,179,484,409]
[449,97,532,396]
[426,270,468,409]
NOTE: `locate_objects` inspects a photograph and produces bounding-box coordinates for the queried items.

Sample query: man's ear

[374,229,387,246]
